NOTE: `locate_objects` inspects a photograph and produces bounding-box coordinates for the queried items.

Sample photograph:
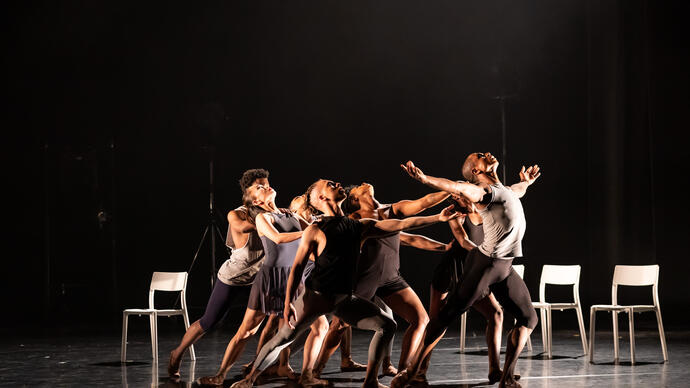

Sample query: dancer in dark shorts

[230,179,459,388]
[198,183,329,386]
[393,154,541,388]
[169,169,271,379]
[313,183,452,376]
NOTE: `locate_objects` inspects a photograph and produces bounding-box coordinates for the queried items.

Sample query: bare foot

[168,351,181,379]
[390,370,411,388]
[410,373,428,385]
[299,369,329,386]
[362,380,388,388]
[341,358,367,372]
[381,363,398,377]
[230,378,255,388]
[277,364,297,380]
[488,370,521,385]
[498,378,522,388]
[198,374,225,386]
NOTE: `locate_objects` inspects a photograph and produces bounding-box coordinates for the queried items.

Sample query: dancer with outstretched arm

[313,183,452,377]
[231,179,459,388]
[392,153,540,388]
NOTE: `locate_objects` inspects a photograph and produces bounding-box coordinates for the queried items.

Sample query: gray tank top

[217,206,266,286]
[463,217,485,245]
[477,183,526,259]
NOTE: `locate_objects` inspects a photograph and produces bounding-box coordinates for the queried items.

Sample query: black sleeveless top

[306,215,364,295]
[464,217,485,246]
[357,205,402,284]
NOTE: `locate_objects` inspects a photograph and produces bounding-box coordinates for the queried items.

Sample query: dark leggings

[426,249,537,346]
[199,280,243,331]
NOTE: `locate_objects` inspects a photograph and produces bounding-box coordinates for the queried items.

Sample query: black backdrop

[4,0,689,332]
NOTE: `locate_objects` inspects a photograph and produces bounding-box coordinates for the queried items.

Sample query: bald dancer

[392,154,540,388]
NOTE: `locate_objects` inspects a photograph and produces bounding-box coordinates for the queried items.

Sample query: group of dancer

[167,151,541,388]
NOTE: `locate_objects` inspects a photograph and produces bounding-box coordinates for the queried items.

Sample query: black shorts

[374,275,410,298]
[430,245,467,293]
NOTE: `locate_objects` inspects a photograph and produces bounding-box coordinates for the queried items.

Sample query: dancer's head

[239,168,270,193]
[461,152,499,183]
[342,182,376,215]
[243,181,277,220]
[290,194,315,221]
[305,179,346,214]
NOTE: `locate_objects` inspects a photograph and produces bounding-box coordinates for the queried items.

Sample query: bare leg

[314,317,348,375]
[472,294,504,378]
[243,314,280,376]
[197,309,266,385]
[169,320,204,378]
[382,287,429,371]
[300,315,330,386]
[416,287,448,379]
[340,326,368,372]
[499,327,532,388]
[276,318,297,380]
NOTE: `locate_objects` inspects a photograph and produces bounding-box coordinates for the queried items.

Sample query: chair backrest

[148,272,188,309]
[538,265,581,303]
[513,264,525,279]
[611,265,660,306]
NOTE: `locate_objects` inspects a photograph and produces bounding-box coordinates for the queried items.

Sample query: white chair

[589,265,668,364]
[531,265,588,359]
[460,264,532,353]
[121,272,196,363]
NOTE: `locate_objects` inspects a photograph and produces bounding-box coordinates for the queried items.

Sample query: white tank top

[217,206,265,286]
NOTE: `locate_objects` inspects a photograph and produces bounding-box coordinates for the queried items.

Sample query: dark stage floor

[1,325,684,387]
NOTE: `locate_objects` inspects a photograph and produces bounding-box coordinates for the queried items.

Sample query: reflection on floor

[1,325,684,387]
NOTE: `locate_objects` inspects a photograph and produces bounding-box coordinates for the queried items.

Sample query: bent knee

[487,309,503,327]
[520,309,538,331]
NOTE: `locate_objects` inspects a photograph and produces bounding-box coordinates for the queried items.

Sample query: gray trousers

[254,288,397,371]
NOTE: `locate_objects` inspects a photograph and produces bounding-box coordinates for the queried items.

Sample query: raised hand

[438,205,460,222]
[519,165,541,185]
[400,160,427,183]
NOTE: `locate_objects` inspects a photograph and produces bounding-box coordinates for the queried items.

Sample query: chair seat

[533,302,578,310]
[590,304,656,312]
[123,308,184,316]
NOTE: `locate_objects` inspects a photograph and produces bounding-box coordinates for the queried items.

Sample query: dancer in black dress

[231,179,459,388]
[313,183,452,376]
[393,155,540,388]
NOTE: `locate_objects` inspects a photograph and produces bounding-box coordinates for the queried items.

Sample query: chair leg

[182,309,196,361]
[546,306,553,359]
[655,308,669,362]
[539,308,548,355]
[121,312,129,363]
[589,308,596,363]
[459,311,467,353]
[628,308,636,365]
[576,305,589,354]
[612,311,619,362]
[149,312,158,363]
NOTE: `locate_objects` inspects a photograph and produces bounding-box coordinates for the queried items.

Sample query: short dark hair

[239,169,269,193]
[341,185,359,215]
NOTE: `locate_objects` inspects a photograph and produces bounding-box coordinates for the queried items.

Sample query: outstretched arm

[283,225,321,327]
[448,217,478,251]
[400,232,452,252]
[255,213,303,244]
[401,161,487,203]
[361,205,458,240]
[509,165,541,198]
[391,191,450,217]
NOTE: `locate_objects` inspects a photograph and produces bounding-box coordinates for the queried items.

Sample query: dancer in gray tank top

[394,153,541,388]
[169,169,273,379]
